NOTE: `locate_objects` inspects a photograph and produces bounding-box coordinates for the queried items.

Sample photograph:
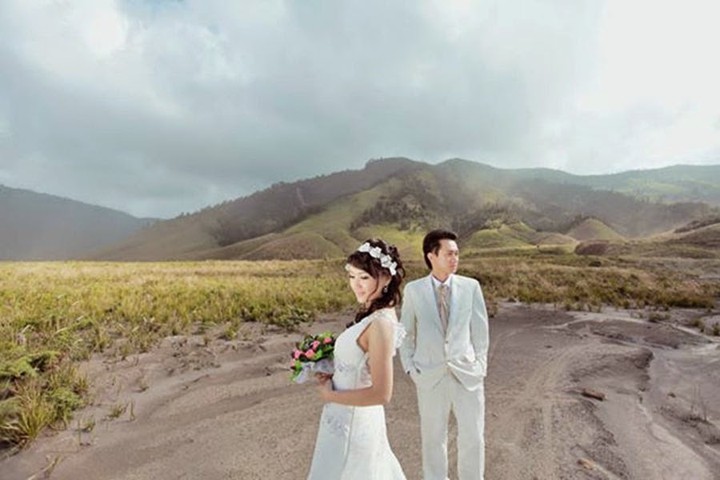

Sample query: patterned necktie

[438,284,449,332]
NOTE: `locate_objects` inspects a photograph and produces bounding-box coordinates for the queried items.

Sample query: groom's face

[428,239,459,278]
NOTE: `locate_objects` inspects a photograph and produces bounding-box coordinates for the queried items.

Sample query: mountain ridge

[4,159,719,261]
[0,184,154,260]
[94,158,720,261]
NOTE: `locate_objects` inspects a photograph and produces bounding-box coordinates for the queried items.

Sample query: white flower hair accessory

[357,242,398,276]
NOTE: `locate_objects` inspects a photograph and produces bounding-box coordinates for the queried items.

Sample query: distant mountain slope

[96,158,720,261]
[0,185,152,260]
[572,164,720,206]
[486,163,720,206]
[350,159,714,238]
[94,158,422,260]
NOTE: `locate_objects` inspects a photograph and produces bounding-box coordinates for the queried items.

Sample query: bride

[307,239,407,480]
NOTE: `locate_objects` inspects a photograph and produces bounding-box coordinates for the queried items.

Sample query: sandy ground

[2,303,720,480]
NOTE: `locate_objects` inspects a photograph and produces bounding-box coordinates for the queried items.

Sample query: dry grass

[460,255,719,312]
[0,260,354,450]
[1,255,718,451]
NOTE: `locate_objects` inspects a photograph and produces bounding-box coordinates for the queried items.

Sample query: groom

[400,229,489,480]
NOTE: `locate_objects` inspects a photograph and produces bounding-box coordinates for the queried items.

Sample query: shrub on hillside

[575,241,609,256]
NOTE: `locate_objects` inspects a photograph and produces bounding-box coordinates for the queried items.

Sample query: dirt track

[3,304,719,479]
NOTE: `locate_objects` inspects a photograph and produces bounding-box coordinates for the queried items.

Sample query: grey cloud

[0,0,717,217]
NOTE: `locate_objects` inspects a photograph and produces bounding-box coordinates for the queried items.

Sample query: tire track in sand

[487,332,588,480]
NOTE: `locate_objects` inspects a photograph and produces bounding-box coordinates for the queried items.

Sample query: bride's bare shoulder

[371,307,397,319]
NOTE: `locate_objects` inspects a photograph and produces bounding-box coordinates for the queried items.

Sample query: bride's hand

[316,375,333,401]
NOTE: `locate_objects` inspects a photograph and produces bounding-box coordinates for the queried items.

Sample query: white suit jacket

[399,274,489,391]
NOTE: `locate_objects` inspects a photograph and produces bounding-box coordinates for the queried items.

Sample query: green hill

[574,164,720,206]
[566,218,625,242]
[94,158,720,261]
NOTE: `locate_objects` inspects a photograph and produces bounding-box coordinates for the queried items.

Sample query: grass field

[0,260,353,449]
[1,254,718,451]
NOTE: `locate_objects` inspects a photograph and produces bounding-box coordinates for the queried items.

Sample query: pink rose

[323,337,333,344]
[293,349,302,359]
[305,349,316,359]
[312,340,320,349]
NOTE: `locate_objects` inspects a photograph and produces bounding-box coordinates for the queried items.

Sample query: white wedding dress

[307,308,407,480]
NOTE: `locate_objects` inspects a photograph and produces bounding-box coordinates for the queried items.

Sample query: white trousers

[417,374,485,480]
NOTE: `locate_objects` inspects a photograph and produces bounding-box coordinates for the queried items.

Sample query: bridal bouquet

[290,331,336,384]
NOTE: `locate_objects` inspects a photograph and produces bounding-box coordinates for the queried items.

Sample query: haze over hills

[0,185,154,260]
[488,164,720,207]
[573,164,720,206]
[94,158,720,262]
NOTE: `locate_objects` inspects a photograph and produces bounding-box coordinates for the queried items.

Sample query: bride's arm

[318,316,395,406]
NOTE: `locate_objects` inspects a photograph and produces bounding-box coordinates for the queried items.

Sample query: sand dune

[3,304,719,480]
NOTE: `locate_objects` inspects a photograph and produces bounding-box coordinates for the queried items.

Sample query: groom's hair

[422,229,458,270]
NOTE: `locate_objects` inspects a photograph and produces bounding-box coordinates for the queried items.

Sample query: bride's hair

[346,238,405,326]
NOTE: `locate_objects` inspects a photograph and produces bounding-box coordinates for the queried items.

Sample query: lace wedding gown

[307,308,406,480]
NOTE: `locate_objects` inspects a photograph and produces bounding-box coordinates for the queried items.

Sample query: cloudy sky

[1,0,719,218]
